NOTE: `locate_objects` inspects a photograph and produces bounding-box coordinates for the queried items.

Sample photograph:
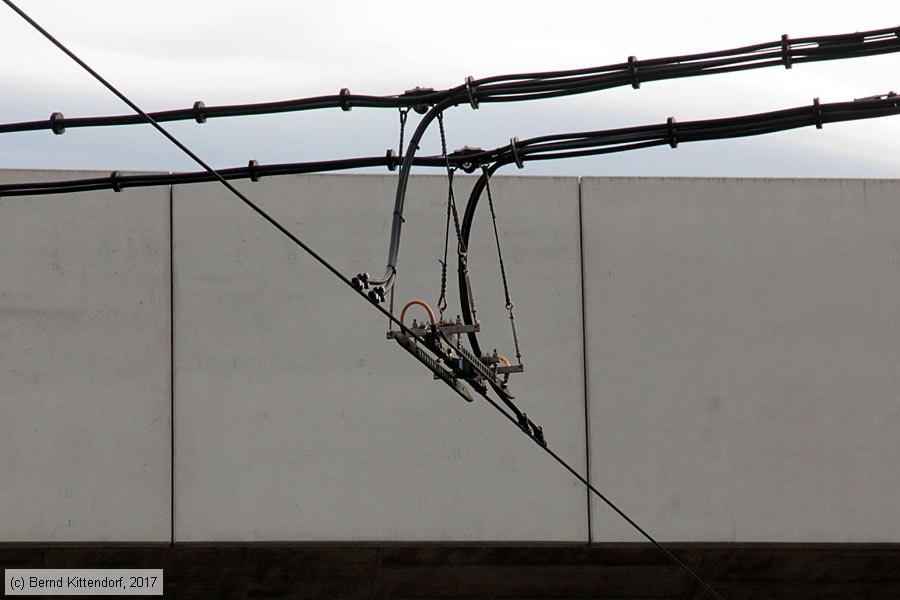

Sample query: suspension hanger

[382,113,539,443]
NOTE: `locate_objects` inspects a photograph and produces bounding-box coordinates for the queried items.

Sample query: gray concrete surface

[582,177,900,542]
[4,171,898,544]
[173,174,587,541]
[0,170,170,541]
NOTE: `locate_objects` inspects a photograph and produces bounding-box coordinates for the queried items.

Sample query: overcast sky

[1,1,899,178]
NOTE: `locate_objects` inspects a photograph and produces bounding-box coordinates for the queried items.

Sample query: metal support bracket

[393,333,473,402]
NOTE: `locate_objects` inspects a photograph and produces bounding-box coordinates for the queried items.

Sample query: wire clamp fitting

[386,148,399,171]
[518,412,532,435]
[532,423,547,447]
[110,171,123,193]
[368,286,386,304]
[813,98,823,129]
[781,35,792,69]
[192,101,207,123]
[666,117,678,148]
[404,87,435,114]
[465,76,479,109]
[351,272,370,291]
[248,159,260,182]
[854,91,898,102]
[627,55,641,89]
[339,88,352,111]
[510,137,524,169]
[49,112,65,135]
[450,146,485,173]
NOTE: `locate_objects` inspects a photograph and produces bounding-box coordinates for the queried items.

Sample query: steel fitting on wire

[403,86,435,114]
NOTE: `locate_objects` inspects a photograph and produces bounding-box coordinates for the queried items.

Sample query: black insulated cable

[1,26,897,135]
[2,94,899,198]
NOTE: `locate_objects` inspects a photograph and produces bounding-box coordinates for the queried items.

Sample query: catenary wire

[0,26,897,135]
[2,94,898,197]
[1,3,727,599]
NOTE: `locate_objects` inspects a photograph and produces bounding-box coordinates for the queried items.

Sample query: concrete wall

[172,174,586,541]
[582,177,900,542]
[0,170,170,541]
[2,171,898,543]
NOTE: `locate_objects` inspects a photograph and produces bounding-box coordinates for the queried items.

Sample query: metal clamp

[510,137,524,169]
[404,87,435,114]
[193,101,207,123]
[248,159,261,182]
[667,117,678,148]
[450,146,485,173]
[465,76,479,109]
[386,149,399,171]
[813,98,823,129]
[627,55,641,89]
[339,88,352,112]
[49,112,65,135]
[781,35,792,69]
[854,91,898,102]
[351,272,370,291]
[368,286,385,304]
